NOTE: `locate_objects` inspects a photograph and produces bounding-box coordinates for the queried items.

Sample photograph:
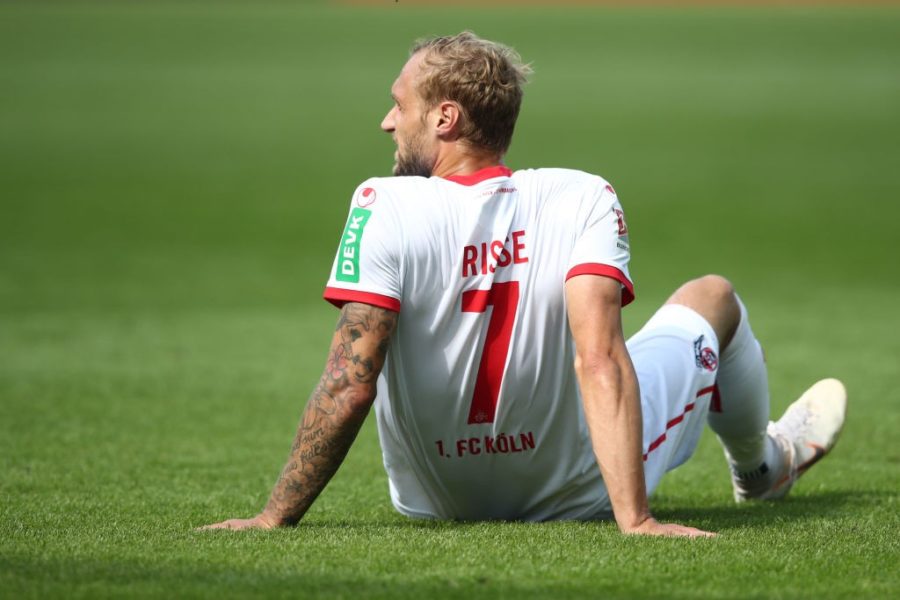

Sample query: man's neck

[431,150,504,179]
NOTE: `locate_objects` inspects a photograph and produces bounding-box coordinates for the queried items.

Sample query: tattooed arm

[201,302,398,530]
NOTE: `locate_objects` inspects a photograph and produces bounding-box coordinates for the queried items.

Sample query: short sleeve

[323,182,402,312]
[565,182,635,306]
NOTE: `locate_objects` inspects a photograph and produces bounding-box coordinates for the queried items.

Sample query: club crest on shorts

[693,335,718,372]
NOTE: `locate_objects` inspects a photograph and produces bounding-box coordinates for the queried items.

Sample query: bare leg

[664,274,741,352]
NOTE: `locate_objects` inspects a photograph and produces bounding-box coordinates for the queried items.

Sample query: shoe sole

[774,378,847,495]
[734,378,847,501]
[798,377,848,452]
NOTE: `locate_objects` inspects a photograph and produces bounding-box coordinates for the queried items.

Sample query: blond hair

[411,32,532,156]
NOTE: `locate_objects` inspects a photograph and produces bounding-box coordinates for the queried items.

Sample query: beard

[392,129,434,177]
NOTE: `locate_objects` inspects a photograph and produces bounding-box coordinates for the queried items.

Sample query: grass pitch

[1,2,899,598]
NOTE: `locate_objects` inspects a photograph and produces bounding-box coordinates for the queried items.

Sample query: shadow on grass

[293,488,892,533]
[653,489,891,530]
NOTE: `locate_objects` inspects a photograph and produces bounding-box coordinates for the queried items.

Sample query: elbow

[575,350,629,403]
[574,350,621,382]
[338,383,378,416]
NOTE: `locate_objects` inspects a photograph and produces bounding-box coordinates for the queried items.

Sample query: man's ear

[434,101,461,139]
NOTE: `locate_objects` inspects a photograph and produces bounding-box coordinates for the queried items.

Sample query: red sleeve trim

[565,263,635,307]
[323,287,401,312]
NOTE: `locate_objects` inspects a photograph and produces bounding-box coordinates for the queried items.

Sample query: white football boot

[733,378,847,502]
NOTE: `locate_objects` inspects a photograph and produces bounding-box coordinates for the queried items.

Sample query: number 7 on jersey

[461,281,520,424]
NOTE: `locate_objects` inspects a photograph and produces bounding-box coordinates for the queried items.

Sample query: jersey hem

[323,287,402,312]
[565,263,635,306]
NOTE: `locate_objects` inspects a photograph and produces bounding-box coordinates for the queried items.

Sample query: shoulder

[350,175,443,203]
[347,176,457,221]
[513,167,614,192]
[513,167,604,182]
[512,168,619,210]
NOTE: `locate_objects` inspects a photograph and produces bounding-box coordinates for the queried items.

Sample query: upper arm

[321,302,398,408]
[565,274,627,364]
[323,182,403,312]
[566,181,634,307]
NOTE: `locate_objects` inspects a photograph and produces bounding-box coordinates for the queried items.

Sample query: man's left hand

[198,514,278,531]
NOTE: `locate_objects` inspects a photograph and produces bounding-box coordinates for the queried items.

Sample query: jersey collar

[442,165,513,186]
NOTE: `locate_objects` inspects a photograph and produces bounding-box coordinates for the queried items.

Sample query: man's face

[381,53,437,177]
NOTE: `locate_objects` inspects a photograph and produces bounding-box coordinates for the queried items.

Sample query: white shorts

[626,304,721,496]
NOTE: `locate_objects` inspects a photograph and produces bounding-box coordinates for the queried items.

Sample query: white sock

[707,296,781,479]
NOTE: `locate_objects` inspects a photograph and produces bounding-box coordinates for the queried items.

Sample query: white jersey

[324,166,633,521]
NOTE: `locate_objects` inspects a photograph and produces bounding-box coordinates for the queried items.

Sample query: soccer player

[202,32,846,536]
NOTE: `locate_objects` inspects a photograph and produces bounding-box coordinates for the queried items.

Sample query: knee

[667,274,741,346]
[670,274,735,307]
[691,274,736,306]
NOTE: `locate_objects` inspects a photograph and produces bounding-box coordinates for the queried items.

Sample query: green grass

[2,2,899,598]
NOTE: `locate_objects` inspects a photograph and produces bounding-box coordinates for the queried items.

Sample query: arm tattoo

[333,302,396,384]
[263,303,397,525]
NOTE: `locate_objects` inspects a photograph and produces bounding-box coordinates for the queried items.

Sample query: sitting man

[202,32,846,536]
